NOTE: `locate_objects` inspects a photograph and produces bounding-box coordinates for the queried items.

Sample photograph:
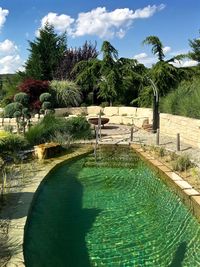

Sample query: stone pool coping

[131,144,200,223]
[5,143,200,266]
[5,145,93,267]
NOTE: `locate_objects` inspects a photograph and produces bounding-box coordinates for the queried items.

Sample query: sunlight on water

[24,146,200,267]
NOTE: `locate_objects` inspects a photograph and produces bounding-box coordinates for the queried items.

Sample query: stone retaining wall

[160,113,200,148]
[1,106,200,148]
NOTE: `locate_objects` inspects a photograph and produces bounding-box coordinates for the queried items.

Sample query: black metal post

[156,129,160,145]
[130,127,133,142]
[152,95,159,133]
[177,133,180,151]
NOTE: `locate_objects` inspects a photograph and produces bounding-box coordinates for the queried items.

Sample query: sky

[0,0,199,74]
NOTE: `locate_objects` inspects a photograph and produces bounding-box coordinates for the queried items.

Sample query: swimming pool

[23,146,200,266]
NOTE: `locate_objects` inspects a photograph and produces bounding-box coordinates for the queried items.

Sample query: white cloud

[0,39,18,54]
[0,7,9,30]
[133,52,157,66]
[0,55,23,74]
[163,46,171,54]
[73,5,165,38]
[133,52,148,60]
[0,39,22,74]
[131,4,165,19]
[169,49,189,57]
[171,59,198,68]
[38,5,165,39]
[116,29,126,39]
[41,12,74,33]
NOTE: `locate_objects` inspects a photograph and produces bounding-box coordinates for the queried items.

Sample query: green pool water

[24,146,200,267]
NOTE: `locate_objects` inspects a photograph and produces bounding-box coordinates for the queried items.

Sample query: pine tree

[25,23,67,81]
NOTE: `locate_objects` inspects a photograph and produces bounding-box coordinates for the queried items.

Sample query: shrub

[18,79,50,112]
[172,154,193,172]
[50,131,71,148]
[160,77,200,119]
[39,93,52,102]
[25,115,92,145]
[0,131,28,153]
[14,92,29,106]
[4,102,23,118]
[50,80,81,107]
[158,147,166,157]
[64,116,92,139]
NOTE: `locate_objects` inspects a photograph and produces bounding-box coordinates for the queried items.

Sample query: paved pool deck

[87,124,200,166]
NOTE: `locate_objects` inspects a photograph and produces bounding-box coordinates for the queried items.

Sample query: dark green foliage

[188,30,200,64]
[0,74,22,106]
[72,59,101,104]
[101,40,118,65]
[151,61,180,96]
[42,101,51,110]
[4,92,31,134]
[39,92,53,114]
[99,41,121,105]
[160,76,200,118]
[25,23,67,80]
[39,92,51,102]
[64,116,92,139]
[117,58,145,105]
[4,102,23,118]
[0,133,28,152]
[14,92,29,106]
[143,36,165,61]
[25,115,92,145]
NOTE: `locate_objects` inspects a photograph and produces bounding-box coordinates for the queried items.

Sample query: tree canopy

[25,23,67,81]
[188,30,200,65]
[143,36,165,62]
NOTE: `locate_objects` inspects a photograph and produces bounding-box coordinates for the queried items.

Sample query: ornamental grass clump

[25,114,92,146]
[50,80,82,107]
[172,154,193,172]
[0,131,27,153]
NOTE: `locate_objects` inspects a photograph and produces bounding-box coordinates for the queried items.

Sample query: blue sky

[0,0,199,73]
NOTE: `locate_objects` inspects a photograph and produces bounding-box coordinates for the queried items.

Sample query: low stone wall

[1,106,200,148]
[160,113,200,148]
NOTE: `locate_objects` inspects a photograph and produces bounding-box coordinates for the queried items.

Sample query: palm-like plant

[101,41,118,65]
[143,36,165,62]
[188,30,200,65]
[50,80,82,107]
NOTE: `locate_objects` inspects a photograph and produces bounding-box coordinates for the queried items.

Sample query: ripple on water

[24,146,200,267]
